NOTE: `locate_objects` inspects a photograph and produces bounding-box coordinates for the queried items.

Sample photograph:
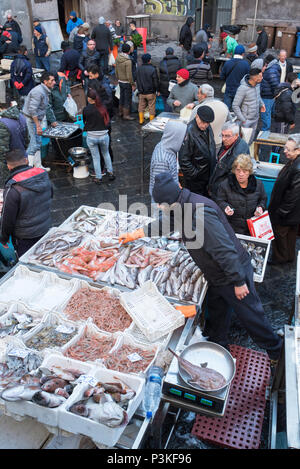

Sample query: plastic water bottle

[143,365,164,419]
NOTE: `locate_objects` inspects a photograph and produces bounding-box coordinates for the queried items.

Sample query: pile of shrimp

[103,344,156,374]
[64,333,116,362]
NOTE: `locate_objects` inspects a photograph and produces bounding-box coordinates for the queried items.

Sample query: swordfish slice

[168,348,227,391]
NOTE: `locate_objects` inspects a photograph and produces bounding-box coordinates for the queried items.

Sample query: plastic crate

[155,95,164,115]
[255,175,276,207]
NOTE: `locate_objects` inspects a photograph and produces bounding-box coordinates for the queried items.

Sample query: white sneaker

[34,150,51,172]
[27,155,35,167]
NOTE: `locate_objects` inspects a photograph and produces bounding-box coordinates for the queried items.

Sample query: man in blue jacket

[66,11,83,36]
[260,54,281,131]
[10,45,35,104]
[220,45,250,110]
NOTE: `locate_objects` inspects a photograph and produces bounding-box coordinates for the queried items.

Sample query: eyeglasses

[222,134,234,139]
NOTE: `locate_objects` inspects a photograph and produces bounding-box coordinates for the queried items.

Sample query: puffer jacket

[216,173,267,234]
[0,105,28,158]
[186,59,213,86]
[158,55,181,96]
[261,59,281,99]
[232,74,264,127]
[115,53,134,85]
[209,136,250,197]
[273,82,296,124]
[136,63,159,94]
[268,155,300,226]
[179,119,216,196]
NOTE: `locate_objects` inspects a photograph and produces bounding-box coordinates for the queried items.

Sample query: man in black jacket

[79,39,101,93]
[179,105,216,196]
[256,26,268,57]
[179,16,194,66]
[91,17,112,75]
[0,149,53,257]
[151,172,282,362]
[59,41,81,83]
[136,53,159,124]
[272,72,297,135]
[158,47,181,112]
[3,13,22,44]
[268,134,300,264]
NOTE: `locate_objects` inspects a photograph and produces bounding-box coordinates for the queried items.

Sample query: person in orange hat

[167,68,198,113]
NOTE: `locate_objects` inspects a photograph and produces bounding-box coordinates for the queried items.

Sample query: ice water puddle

[0,277,41,303]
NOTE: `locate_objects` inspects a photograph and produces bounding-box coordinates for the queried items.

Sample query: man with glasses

[268,134,300,264]
[209,121,250,198]
[22,71,57,172]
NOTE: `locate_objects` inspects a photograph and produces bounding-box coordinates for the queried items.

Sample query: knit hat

[99,17,105,24]
[193,44,204,58]
[152,173,181,205]
[70,11,77,17]
[34,25,43,34]
[234,45,245,55]
[247,43,257,53]
[82,23,90,30]
[126,40,133,48]
[142,53,151,63]
[166,47,174,55]
[33,17,40,23]
[176,68,189,80]
[251,58,263,70]
[196,105,215,123]
[122,43,131,53]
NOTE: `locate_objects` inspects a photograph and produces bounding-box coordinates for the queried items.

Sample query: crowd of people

[0,12,300,367]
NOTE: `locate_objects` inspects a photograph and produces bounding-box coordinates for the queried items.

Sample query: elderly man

[268,134,300,264]
[3,12,22,44]
[209,121,250,198]
[167,69,198,114]
[277,49,293,83]
[179,105,216,196]
[189,84,230,150]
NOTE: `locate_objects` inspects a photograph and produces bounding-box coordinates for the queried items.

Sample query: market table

[253,130,289,161]
[140,112,184,194]
[0,68,44,104]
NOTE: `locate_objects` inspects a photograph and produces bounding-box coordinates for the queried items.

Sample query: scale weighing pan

[176,341,236,393]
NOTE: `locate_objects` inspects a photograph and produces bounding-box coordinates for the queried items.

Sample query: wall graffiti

[144,0,196,16]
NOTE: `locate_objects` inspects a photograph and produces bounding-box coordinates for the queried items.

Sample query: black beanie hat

[152,173,181,205]
[122,43,131,53]
[142,53,151,63]
[196,105,215,123]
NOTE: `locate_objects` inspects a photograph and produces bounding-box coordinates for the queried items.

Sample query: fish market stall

[41,122,83,168]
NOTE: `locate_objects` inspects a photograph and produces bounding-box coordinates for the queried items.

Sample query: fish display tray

[58,366,145,447]
[125,322,172,349]
[0,351,94,428]
[236,234,271,283]
[120,281,185,343]
[0,265,46,308]
[22,312,82,355]
[0,303,45,339]
[42,122,81,139]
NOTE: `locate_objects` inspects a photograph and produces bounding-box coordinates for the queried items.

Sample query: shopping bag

[63,95,78,119]
[108,52,115,66]
[180,106,192,122]
[221,83,226,93]
[114,84,120,100]
[168,80,177,92]
[247,211,274,241]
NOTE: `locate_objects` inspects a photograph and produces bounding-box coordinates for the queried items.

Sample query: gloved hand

[14,81,24,90]
[119,228,145,244]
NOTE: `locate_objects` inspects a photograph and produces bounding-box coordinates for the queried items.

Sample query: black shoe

[89,170,96,177]
[93,178,102,184]
[108,173,116,181]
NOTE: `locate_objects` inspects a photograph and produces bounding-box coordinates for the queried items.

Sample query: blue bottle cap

[146,411,152,419]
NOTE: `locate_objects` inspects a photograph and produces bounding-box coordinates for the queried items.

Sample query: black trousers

[272,223,298,263]
[205,262,282,360]
[119,82,132,110]
[99,51,109,74]
[13,235,44,258]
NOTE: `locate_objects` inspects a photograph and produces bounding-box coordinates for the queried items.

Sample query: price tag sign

[55,325,75,334]
[127,352,143,362]
[75,375,98,386]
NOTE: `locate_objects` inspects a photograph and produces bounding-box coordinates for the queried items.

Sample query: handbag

[247,211,274,241]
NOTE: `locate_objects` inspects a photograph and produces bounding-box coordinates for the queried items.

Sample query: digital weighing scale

[162,354,232,417]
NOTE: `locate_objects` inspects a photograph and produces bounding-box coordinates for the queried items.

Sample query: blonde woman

[216,153,267,234]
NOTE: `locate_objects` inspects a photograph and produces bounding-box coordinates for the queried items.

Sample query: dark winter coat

[158,55,181,96]
[216,173,267,234]
[136,63,159,95]
[0,36,18,56]
[177,188,250,287]
[46,76,71,123]
[260,59,281,99]
[268,155,300,226]
[186,59,213,86]
[179,17,194,51]
[0,165,53,243]
[3,19,22,43]
[10,54,35,96]
[256,30,268,56]
[73,34,89,53]
[79,49,101,72]
[0,106,28,158]
[91,24,112,53]
[209,136,250,197]
[273,82,296,125]
[59,48,81,81]
[179,119,216,196]
[220,58,250,97]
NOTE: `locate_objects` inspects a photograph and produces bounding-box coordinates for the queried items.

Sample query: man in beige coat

[115,43,135,120]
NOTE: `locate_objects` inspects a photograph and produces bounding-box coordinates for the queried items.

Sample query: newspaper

[120,281,185,342]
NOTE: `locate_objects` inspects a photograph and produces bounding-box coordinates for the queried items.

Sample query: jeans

[119,82,132,110]
[223,93,234,111]
[98,51,108,74]
[261,98,274,131]
[205,262,282,359]
[26,117,46,156]
[86,133,113,179]
[35,56,50,72]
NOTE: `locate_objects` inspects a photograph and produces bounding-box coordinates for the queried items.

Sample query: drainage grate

[191,345,271,449]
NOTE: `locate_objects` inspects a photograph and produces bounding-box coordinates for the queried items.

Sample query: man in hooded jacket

[91,17,112,75]
[66,11,83,36]
[179,16,194,65]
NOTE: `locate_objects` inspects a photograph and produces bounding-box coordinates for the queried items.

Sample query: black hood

[186,16,194,27]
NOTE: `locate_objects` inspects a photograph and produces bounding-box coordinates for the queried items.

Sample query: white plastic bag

[108,52,115,66]
[63,96,78,119]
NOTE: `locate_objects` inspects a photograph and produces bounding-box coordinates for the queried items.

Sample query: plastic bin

[264,26,276,48]
[281,27,297,57]
[295,32,300,57]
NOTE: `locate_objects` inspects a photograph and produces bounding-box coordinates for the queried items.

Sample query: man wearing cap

[186,45,213,87]
[32,18,46,36]
[3,13,22,44]
[167,69,198,114]
[32,26,51,71]
[220,45,250,110]
[91,17,112,75]
[150,172,282,365]
[66,11,84,36]
[179,105,216,196]
[136,53,159,124]
[246,43,258,65]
